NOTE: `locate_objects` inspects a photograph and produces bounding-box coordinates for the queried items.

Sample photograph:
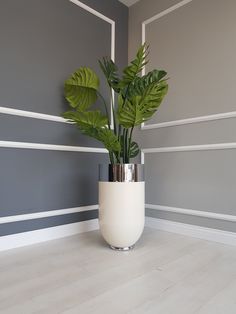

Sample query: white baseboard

[145,217,236,246]
[2,216,235,252]
[0,219,99,252]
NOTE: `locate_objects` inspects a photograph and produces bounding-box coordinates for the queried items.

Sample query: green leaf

[117,80,168,128]
[64,67,99,110]
[99,57,120,92]
[119,136,139,159]
[63,110,108,128]
[63,110,120,154]
[120,43,148,88]
[96,128,121,153]
[127,69,167,98]
[129,141,140,158]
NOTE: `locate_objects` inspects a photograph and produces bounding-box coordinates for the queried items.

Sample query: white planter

[98,164,145,250]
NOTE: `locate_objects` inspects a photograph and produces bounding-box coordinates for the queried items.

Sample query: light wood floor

[0,228,236,314]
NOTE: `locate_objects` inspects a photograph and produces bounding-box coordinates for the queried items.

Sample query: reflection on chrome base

[110,245,135,251]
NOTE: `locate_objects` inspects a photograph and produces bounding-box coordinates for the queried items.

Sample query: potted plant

[63,44,168,250]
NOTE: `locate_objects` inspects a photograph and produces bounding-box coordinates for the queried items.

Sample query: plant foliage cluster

[63,44,168,164]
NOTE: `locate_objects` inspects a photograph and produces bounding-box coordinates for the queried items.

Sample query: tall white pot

[99,164,145,251]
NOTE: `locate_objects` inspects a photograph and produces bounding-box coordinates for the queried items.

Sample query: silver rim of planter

[99,164,144,182]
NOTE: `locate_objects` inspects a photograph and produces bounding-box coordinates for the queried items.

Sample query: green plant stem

[122,128,126,163]
[127,126,134,162]
[97,92,111,130]
[109,152,114,164]
[125,128,129,163]
[110,89,117,136]
[122,128,129,163]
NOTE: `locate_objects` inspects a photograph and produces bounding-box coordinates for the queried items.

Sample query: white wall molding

[146,204,236,223]
[141,0,236,130]
[141,111,236,130]
[0,205,98,224]
[0,141,107,153]
[0,106,68,123]
[142,0,194,27]
[141,142,236,163]
[0,219,99,252]
[145,217,236,246]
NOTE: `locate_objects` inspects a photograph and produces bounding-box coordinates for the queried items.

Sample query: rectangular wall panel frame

[141,0,236,130]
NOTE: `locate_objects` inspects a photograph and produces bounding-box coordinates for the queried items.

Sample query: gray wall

[0,0,128,235]
[130,0,236,231]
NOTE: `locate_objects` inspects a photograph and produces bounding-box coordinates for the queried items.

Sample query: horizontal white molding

[0,219,99,252]
[143,0,194,26]
[141,111,236,130]
[142,142,236,154]
[0,141,107,153]
[145,217,236,246]
[141,142,236,163]
[0,106,68,123]
[146,204,236,222]
[0,205,98,224]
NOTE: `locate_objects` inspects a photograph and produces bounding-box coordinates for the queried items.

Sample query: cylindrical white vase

[98,164,145,251]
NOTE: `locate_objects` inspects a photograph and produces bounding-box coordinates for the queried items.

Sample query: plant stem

[125,128,129,163]
[97,91,111,130]
[110,89,117,135]
[122,128,126,163]
[122,128,130,163]
[109,152,114,164]
[127,126,134,162]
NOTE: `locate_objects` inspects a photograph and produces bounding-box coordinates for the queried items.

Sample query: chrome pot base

[110,245,135,251]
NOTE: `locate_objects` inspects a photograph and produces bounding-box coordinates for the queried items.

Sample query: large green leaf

[117,80,168,128]
[119,44,148,88]
[99,57,120,93]
[63,110,120,154]
[96,128,121,153]
[127,69,167,98]
[64,67,99,110]
[63,110,108,128]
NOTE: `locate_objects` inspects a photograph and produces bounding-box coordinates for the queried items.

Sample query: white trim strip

[0,106,68,123]
[142,142,236,154]
[0,219,99,252]
[0,205,98,224]
[143,0,194,26]
[141,111,236,130]
[146,204,236,222]
[0,141,107,153]
[145,217,236,246]
[69,0,114,24]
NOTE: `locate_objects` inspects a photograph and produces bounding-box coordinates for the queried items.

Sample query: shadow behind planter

[98,164,145,250]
